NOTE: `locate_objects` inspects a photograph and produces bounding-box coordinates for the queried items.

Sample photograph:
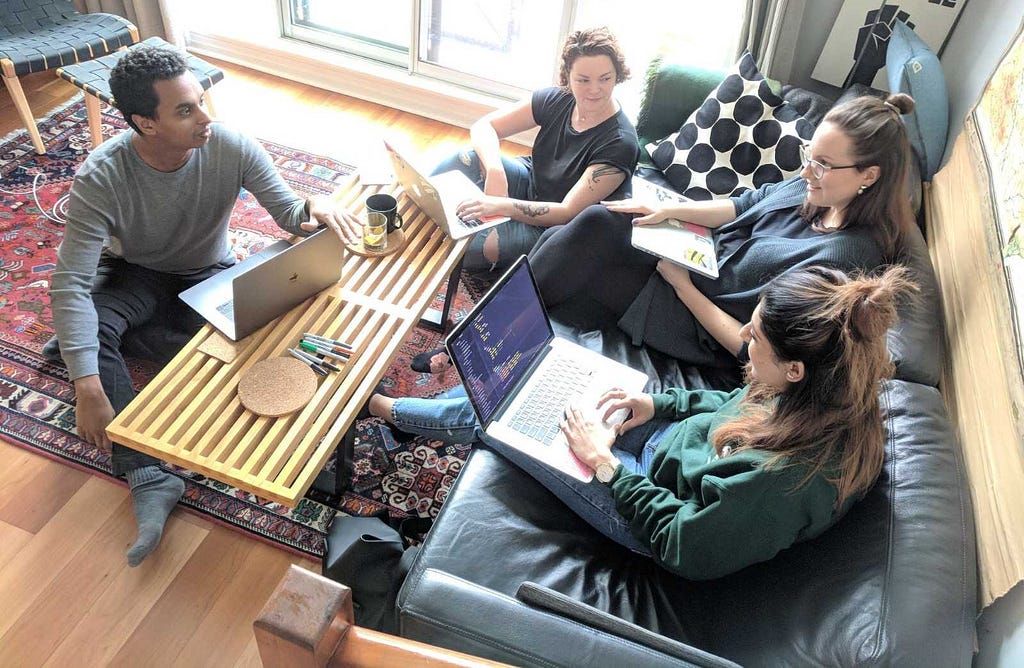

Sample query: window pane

[286,0,412,62]
[572,1,746,118]
[418,0,565,90]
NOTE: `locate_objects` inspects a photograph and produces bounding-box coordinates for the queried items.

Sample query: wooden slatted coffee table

[106,177,467,507]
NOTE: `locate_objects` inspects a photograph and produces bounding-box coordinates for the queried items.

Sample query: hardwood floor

[0,56,527,667]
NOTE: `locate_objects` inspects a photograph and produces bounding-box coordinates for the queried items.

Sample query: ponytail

[712,265,917,507]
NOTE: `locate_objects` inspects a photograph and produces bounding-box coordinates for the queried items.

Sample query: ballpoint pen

[299,340,349,362]
[287,348,328,376]
[302,332,354,352]
[293,346,341,372]
[302,336,354,356]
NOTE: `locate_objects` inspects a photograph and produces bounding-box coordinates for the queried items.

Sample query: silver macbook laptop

[629,175,719,279]
[179,228,344,341]
[384,140,509,239]
[445,256,648,482]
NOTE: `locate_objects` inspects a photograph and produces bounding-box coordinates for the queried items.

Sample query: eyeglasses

[799,144,860,180]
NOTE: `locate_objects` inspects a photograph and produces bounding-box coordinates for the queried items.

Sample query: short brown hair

[557,27,629,87]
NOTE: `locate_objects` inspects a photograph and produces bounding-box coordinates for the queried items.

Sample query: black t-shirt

[529,86,639,202]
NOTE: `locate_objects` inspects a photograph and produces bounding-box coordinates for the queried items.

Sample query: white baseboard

[186,33,536,147]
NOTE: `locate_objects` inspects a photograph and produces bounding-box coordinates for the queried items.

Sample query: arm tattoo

[589,165,623,186]
[514,202,551,218]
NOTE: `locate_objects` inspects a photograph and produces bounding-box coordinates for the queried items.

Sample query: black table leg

[418,255,465,332]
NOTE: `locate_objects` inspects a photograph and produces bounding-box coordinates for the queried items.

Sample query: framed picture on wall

[811,0,969,90]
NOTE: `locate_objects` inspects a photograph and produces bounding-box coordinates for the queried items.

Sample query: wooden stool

[55,36,223,148]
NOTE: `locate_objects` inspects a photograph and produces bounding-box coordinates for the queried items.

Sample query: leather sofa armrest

[515,582,740,668]
[399,568,727,668]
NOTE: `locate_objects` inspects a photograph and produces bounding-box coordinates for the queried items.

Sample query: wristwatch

[595,459,620,484]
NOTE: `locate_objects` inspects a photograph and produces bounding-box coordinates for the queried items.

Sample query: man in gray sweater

[48,45,361,566]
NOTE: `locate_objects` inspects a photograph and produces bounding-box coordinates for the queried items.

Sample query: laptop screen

[446,258,553,424]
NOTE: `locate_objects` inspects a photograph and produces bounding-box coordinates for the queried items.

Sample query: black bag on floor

[321,514,429,634]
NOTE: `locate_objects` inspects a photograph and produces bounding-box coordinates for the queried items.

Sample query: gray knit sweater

[50,125,309,380]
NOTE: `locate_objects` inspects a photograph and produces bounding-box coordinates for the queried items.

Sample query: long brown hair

[558,27,630,87]
[711,265,917,508]
[800,93,916,260]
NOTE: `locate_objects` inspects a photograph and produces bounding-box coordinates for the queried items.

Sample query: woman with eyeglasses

[520,92,917,367]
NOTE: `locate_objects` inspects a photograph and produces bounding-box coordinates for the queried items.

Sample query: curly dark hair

[557,27,629,87]
[109,46,190,133]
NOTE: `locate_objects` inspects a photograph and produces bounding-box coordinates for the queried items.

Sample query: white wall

[785,0,1024,170]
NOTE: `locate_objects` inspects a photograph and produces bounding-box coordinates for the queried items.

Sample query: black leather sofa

[395,62,978,667]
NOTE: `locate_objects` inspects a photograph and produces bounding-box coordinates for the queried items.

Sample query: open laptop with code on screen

[445,256,648,481]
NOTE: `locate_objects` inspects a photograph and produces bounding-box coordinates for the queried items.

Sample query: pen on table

[299,340,349,362]
[293,347,342,373]
[302,333,354,352]
[302,338,354,356]
[287,348,329,376]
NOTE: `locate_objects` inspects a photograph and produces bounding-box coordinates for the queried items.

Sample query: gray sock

[124,466,185,567]
[41,336,62,362]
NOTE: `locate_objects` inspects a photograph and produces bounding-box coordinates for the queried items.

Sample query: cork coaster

[237,357,318,417]
[345,228,406,258]
[198,331,242,363]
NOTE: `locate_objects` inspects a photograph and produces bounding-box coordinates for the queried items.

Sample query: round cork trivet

[345,228,407,258]
[237,357,318,417]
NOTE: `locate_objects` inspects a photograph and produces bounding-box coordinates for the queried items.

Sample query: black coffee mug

[366,193,404,234]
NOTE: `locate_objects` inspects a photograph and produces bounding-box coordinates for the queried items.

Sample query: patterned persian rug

[0,97,485,557]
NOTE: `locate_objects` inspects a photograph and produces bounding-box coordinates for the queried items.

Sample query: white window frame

[278,0,586,102]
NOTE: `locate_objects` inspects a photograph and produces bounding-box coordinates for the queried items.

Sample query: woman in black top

[433,26,640,272]
[413,27,640,373]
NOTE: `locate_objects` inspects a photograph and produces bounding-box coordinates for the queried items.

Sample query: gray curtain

[73,0,183,46]
[737,0,806,77]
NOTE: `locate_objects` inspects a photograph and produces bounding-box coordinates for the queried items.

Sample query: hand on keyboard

[595,389,655,435]
[560,403,619,471]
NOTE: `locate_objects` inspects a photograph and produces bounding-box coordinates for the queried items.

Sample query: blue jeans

[431,150,543,272]
[389,387,673,555]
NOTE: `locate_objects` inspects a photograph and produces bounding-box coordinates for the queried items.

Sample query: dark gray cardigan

[617,177,884,366]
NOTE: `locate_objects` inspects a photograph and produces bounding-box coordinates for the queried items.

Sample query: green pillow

[635,57,727,159]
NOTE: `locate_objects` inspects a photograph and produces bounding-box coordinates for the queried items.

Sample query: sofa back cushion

[888,221,944,386]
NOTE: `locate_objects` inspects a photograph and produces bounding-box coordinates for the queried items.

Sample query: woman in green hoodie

[368,264,913,578]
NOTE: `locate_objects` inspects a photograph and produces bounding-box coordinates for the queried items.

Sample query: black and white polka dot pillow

[647,52,814,200]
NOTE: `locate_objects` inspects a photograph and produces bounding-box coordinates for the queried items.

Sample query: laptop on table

[384,140,509,240]
[179,227,344,341]
[629,174,719,279]
[445,256,649,482]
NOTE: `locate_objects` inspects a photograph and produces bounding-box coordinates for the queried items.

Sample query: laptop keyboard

[508,356,593,445]
[216,300,235,319]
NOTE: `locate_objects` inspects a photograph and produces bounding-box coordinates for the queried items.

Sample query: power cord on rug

[0,167,69,225]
